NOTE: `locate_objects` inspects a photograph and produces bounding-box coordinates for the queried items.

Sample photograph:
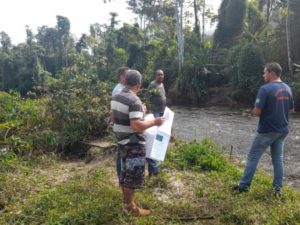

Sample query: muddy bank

[171,106,300,188]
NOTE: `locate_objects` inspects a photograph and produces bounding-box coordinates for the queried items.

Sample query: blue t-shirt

[255,82,294,133]
[112,83,125,97]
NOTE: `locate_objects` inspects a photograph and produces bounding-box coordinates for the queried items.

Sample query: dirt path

[171,106,300,188]
[34,155,119,188]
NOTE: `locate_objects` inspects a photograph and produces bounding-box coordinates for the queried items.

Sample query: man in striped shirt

[111,70,164,216]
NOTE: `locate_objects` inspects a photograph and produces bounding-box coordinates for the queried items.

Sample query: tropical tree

[213,0,247,47]
[288,0,300,68]
[0,32,12,52]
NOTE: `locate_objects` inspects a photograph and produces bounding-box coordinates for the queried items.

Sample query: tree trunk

[286,0,293,76]
[202,0,205,42]
[175,0,184,73]
[266,0,271,23]
[193,0,201,39]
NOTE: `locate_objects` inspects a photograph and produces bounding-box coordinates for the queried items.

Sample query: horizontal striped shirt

[111,88,145,145]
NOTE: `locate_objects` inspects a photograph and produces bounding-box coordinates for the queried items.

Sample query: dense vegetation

[0,0,300,105]
[0,78,110,155]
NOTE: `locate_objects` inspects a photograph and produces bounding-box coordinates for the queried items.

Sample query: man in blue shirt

[112,67,129,97]
[112,67,129,181]
[234,62,294,196]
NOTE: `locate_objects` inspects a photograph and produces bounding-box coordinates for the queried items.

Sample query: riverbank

[171,105,300,188]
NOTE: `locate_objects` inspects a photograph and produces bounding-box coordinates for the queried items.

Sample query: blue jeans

[147,158,159,175]
[116,145,121,180]
[153,112,164,118]
[239,132,288,190]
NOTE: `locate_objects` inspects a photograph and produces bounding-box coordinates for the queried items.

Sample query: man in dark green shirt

[147,69,167,176]
[148,69,166,117]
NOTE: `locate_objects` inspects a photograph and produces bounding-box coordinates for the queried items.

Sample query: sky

[0,0,221,45]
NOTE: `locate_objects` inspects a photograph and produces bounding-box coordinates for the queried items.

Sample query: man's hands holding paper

[154,117,165,126]
[131,116,165,132]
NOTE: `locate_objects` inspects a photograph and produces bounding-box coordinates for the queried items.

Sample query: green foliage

[1,140,300,225]
[6,169,120,225]
[259,10,288,71]
[213,0,247,47]
[0,42,46,95]
[167,138,230,172]
[0,73,111,154]
[45,72,111,149]
[0,31,12,51]
[177,40,224,104]
[289,74,300,111]
[289,0,300,64]
[246,1,265,35]
[222,44,242,85]
[0,91,44,155]
[0,151,18,172]
[222,41,264,103]
[236,42,264,94]
[0,0,299,106]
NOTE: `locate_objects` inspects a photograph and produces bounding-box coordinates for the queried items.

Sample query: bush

[45,72,111,150]
[237,42,264,94]
[176,47,214,104]
[223,41,264,103]
[167,138,230,172]
[0,71,111,155]
[0,91,45,155]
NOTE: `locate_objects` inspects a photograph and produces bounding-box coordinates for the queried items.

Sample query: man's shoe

[149,172,158,177]
[232,184,249,193]
[123,203,151,217]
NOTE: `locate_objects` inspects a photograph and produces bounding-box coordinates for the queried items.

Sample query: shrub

[167,138,229,172]
[0,91,45,155]
[0,71,111,155]
[237,42,264,95]
[223,41,264,103]
[45,73,111,150]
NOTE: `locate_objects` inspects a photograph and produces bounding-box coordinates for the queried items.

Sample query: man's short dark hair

[265,62,282,77]
[155,69,164,76]
[125,70,142,87]
[118,67,129,77]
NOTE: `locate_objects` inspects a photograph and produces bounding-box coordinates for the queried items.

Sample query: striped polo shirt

[111,88,146,145]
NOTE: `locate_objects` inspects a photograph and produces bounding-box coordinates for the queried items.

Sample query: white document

[144,114,156,156]
[145,107,174,161]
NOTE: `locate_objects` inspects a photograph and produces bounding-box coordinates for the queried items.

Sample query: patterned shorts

[119,144,146,189]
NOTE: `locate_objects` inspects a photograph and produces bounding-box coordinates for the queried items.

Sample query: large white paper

[144,114,156,156]
[145,107,174,161]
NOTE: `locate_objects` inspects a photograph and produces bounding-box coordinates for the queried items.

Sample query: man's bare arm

[251,107,262,117]
[131,117,165,132]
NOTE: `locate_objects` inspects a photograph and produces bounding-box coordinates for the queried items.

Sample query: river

[170,106,300,188]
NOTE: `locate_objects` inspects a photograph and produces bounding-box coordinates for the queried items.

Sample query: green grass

[1,139,300,225]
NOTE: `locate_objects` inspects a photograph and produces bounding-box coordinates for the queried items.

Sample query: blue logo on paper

[156,134,163,142]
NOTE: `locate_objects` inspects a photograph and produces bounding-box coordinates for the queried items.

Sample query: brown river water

[170,106,300,188]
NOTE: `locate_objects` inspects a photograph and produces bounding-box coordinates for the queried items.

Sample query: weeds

[166,138,230,172]
[1,139,300,224]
